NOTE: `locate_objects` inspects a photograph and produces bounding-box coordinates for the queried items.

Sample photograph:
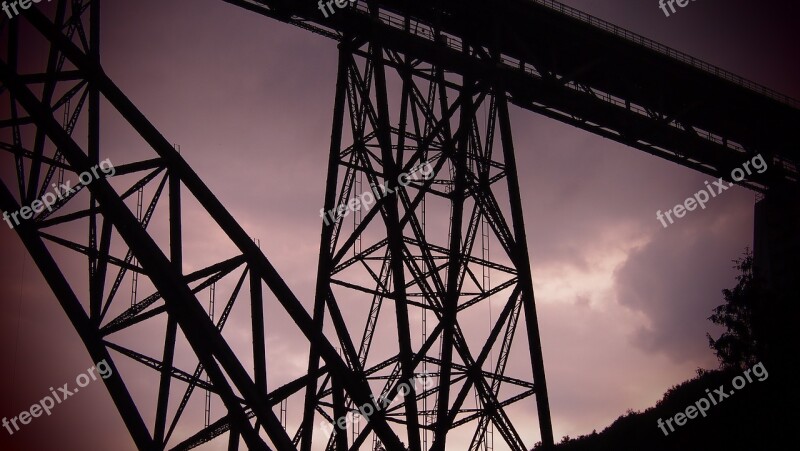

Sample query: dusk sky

[1,0,798,450]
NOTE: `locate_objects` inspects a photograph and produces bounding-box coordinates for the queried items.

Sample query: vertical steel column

[251,271,267,394]
[432,74,473,451]
[300,43,352,451]
[154,170,182,447]
[87,0,102,319]
[371,44,422,451]
[228,424,241,451]
[496,95,555,449]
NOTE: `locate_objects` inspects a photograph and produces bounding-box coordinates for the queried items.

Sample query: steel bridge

[1,1,797,450]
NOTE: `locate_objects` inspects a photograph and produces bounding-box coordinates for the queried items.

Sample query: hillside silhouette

[533,250,795,451]
[533,367,786,451]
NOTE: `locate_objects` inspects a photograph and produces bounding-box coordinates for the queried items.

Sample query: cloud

[614,193,754,363]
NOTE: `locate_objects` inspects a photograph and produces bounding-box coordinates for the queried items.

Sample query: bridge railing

[530,0,800,109]
[352,0,797,108]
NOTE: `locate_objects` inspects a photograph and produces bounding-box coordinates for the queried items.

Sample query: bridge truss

[2,1,798,451]
[0,1,553,450]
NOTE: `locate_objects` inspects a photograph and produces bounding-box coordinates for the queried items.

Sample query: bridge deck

[224,0,800,191]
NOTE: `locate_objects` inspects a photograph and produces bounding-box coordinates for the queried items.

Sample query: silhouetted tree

[706,249,766,369]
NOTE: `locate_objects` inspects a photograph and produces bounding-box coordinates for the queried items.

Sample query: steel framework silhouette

[1,1,798,451]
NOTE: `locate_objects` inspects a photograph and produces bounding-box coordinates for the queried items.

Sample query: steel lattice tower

[300,38,553,450]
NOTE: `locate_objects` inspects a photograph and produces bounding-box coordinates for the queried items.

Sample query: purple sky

[1,0,798,450]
